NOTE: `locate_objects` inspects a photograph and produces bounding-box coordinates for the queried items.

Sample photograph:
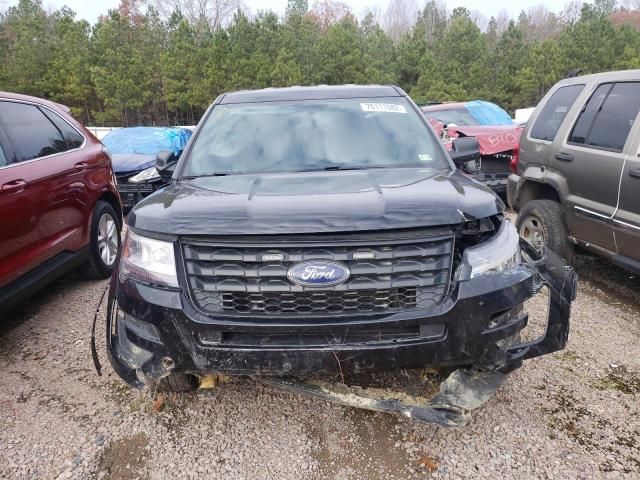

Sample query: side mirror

[449,137,481,169]
[156,150,177,182]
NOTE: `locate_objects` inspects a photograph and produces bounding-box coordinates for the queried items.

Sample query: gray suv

[508,70,640,274]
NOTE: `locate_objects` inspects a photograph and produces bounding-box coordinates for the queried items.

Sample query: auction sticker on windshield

[360,103,407,113]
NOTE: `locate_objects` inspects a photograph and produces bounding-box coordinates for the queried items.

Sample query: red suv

[0,92,123,314]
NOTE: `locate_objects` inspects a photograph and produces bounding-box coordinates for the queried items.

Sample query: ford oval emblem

[287,261,350,287]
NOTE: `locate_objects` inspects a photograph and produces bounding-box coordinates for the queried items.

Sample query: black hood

[128,168,504,235]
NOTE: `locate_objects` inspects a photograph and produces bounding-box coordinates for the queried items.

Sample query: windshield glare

[182,98,449,177]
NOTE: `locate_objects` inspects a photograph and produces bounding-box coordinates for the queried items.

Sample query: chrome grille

[182,230,454,316]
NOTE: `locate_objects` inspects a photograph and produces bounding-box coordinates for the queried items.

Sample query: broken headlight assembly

[119,230,178,287]
[456,220,521,280]
[128,166,161,183]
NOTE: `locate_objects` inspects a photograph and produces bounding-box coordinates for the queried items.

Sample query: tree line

[1,0,639,126]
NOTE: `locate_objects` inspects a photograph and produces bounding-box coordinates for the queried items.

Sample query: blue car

[102,127,192,210]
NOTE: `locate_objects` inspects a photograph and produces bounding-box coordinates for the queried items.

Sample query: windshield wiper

[295,165,388,173]
[181,173,231,180]
[182,164,445,179]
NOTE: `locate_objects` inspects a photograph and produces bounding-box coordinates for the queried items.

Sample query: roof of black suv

[218,85,405,104]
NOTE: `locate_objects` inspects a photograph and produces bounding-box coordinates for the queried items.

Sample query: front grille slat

[183,230,454,317]
[190,271,450,292]
[186,256,451,278]
[215,324,436,347]
[183,240,453,263]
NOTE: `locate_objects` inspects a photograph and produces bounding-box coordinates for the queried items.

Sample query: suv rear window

[568,82,640,152]
[0,102,68,162]
[530,84,584,141]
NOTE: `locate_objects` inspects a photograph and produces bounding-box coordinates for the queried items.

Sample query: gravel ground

[0,258,638,480]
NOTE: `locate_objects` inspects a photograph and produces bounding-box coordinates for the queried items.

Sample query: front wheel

[78,201,121,279]
[156,374,199,393]
[516,199,574,264]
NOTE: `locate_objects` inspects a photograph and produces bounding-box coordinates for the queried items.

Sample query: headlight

[119,230,178,287]
[458,220,521,279]
[129,166,160,183]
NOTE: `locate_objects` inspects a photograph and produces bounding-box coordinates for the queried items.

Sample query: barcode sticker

[360,103,407,113]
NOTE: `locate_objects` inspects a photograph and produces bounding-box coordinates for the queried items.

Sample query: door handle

[74,162,88,170]
[1,179,27,192]
[630,168,640,179]
[554,152,574,162]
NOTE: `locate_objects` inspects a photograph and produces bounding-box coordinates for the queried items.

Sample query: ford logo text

[287,261,350,287]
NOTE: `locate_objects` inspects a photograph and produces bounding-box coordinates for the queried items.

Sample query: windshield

[424,107,480,126]
[181,98,449,177]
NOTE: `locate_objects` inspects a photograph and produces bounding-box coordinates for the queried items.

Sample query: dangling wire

[90,282,110,376]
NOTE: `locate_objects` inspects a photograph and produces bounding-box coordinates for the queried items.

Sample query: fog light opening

[486,308,512,330]
[521,285,550,343]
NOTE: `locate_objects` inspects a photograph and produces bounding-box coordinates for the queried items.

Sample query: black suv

[106,86,575,420]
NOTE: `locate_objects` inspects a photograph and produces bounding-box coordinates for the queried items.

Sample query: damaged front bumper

[116,181,163,211]
[266,245,576,426]
[261,368,507,427]
[104,244,576,426]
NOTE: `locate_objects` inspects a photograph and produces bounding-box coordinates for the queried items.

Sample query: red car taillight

[510,146,520,174]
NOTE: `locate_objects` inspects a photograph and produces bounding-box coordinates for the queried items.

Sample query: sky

[5,0,568,24]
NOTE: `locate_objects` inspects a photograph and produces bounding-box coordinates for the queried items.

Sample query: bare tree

[470,10,488,31]
[610,8,640,28]
[495,8,510,34]
[562,0,583,23]
[620,0,640,10]
[522,4,563,41]
[360,4,383,25]
[146,0,241,29]
[308,0,353,31]
[417,0,447,44]
[382,0,419,43]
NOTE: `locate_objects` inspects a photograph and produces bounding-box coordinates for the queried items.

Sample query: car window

[568,83,612,145]
[569,82,640,152]
[41,108,84,149]
[0,142,7,167]
[530,84,584,141]
[183,98,450,177]
[0,101,68,162]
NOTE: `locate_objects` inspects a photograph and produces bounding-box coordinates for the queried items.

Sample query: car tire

[516,200,575,263]
[156,374,199,393]
[78,201,121,279]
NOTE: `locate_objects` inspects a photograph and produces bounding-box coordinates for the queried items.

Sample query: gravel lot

[1,256,639,480]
